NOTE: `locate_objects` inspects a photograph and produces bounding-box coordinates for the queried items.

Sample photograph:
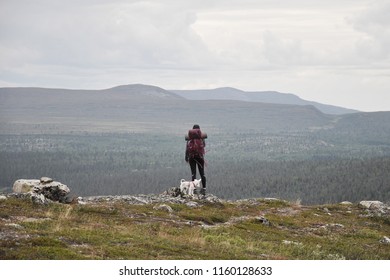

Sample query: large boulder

[13,177,70,203]
[358,201,384,210]
[12,179,41,193]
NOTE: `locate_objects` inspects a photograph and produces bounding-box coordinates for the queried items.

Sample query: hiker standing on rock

[185,124,207,195]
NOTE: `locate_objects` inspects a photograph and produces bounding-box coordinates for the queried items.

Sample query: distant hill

[0,83,387,138]
[0,84,183,107]
[0,84,334,134]
[105,84,184,101]
[172,87,359,115]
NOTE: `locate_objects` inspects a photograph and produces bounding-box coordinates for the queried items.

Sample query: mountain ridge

[171,87,359,115]
[1,83,359,115]
[1,83,388,137]
[0,84,335,134]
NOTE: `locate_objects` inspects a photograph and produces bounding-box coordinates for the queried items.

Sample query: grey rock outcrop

[379,236,390,244]
[358,200,390,217]
[358,201,384,210]
[82,185,224,207]
[340,201,353,205]
[153,204,174,213]
[12,177,70,204]
[256,216,270,226]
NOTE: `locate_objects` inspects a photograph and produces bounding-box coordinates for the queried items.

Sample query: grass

[0,197,389,260]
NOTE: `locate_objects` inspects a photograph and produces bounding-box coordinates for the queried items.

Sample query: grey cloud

[0,0,213,70]
[351,0,390,60]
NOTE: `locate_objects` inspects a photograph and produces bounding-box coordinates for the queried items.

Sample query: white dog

[179,178,202,196]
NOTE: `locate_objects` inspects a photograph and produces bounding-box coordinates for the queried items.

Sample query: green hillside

[0,195,389,260]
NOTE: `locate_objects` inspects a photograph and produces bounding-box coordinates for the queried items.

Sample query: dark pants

[189,157,206,189]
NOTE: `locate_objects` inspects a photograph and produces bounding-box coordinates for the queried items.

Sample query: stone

[329,223,345,229]
[340,201,353,205]
[204,194,224,204]
[30,193,47,205]
[6,223,24,230]
[0,195,7,201]
[263,198,281,202]
[283,240,302,246]
[164,187,182,197]
[379,236,390,244]
[77,197,87,205]
[153,204,174,213]
[185,201,199,208]
[13,178,70,203]
[255,216,270,226]
[40,177,54,184]
[358,201,384,210]
[13,179,40,193]
[83,191,227,207]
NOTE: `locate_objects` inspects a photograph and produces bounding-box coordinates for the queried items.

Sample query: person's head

[193,124,200,129]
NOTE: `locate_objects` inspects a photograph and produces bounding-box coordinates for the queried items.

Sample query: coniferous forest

[1,131,389,205]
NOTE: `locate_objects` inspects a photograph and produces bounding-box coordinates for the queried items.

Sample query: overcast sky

[1,0,389,111]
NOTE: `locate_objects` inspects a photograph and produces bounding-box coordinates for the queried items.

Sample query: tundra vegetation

[0,196,389,260]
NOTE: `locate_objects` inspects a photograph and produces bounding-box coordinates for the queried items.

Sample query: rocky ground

[1,186,389,259]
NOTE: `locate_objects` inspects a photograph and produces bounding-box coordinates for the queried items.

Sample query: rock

[263,198,281,202]
[77,197,87,205]
[83,191,226,207]
[30,193,47,205]
[358,201,384,210]
[255,216,270,226]
[186,201,199,208]
[0,195,7,201]
[340,201,353,205]
[164,187,182,197]
[153,204,174,213]
[6,223,24,230]
[204,194,224,204]
[283,240,302,246]
[13,179,40,193]
[40,177,54,184]
[186,201,200,208]
[12,178,70,203]
[328,223,345,229]
[379,236,390,244]
[235,198,262,206]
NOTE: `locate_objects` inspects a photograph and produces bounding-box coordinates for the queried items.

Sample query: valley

[1,84,390,204]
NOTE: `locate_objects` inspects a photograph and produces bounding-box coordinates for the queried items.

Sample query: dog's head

[193,178,202,188]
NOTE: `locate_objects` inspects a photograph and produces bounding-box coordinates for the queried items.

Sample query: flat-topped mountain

[172,87,358,115]
[0,83,388,137]
[0,84,335,134]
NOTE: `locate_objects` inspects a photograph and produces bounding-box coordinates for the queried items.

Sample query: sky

[1,0,389,111]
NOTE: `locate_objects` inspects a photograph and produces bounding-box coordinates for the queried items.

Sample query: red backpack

[187,129,205,158]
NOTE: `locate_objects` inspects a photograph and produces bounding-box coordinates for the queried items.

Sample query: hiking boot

[200,188,206,196]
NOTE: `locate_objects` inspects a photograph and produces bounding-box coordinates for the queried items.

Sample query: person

[185,124,207,195]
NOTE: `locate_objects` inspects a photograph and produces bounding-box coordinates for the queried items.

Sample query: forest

[1,131,389,205]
